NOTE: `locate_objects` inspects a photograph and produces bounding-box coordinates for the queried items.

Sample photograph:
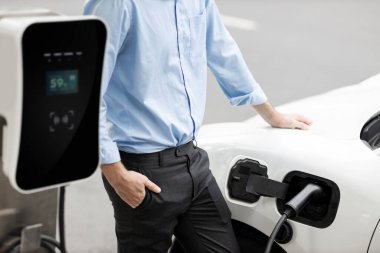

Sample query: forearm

[101,161,126,184]
[252,102,279,127]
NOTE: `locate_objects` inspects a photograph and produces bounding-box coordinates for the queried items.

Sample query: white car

[194,74,380,253]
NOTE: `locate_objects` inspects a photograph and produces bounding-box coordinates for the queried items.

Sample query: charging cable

[264,184,322,253]
[59,187,67,253]
[0,235,65,253]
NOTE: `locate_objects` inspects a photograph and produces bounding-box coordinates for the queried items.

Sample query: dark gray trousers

[102,141,241,253]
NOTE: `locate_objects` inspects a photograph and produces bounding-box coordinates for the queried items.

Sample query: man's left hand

[268,113,312,130]
[253,102,313,130]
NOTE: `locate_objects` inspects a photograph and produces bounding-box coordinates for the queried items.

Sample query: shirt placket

[175,0,196,140]
[176,2,191,58]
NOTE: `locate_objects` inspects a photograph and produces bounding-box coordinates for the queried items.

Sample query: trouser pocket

[101,167,152,211]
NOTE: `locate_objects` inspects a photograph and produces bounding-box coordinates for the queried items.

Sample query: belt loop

[158,151,162,167]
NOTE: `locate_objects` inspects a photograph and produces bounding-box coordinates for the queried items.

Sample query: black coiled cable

[0,235,65,253]
[0,187,68,253]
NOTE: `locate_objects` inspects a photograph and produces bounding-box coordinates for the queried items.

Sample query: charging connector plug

[284,184,322,218]
[264,184,322,253]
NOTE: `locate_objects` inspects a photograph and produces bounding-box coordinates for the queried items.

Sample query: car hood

[244,74,380,141]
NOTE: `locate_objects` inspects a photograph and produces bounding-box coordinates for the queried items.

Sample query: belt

[119,141,197,168]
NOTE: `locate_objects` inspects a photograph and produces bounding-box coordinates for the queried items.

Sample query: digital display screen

[46,70,78,95]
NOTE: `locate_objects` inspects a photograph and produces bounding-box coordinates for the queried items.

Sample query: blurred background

[0,0,379,252]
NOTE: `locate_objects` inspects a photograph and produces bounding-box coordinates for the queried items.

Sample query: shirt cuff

[229,87,268,106]
[100,140,121,165]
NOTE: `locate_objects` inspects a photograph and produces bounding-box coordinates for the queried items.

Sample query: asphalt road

[1,0,379,252]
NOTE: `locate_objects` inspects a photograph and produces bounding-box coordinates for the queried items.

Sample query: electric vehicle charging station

[1,6,379,253]
[0,9,106,252]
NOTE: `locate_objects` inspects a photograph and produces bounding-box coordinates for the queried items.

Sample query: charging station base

[0,121,58,252]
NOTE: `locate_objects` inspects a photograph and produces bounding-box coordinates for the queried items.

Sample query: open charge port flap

[277,171,340,228]
[228,159,268,203]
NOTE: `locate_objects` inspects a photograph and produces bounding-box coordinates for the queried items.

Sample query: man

[84,0,312,252]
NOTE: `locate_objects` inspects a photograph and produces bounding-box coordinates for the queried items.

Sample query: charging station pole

[0,121,58,253]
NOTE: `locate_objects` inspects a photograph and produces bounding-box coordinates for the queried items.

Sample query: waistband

[119,141,197,168]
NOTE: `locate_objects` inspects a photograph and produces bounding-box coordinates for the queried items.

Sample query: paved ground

[1,0,380,252]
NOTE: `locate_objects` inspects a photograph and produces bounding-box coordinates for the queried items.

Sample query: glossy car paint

[198,74,380,252]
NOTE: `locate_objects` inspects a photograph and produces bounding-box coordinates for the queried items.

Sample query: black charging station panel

[17,20,106,190]
[277,171,340,229]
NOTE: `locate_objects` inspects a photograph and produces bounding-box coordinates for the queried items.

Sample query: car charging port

[276,171,340,228]
[227,161,341,253]
[228,160,340,228]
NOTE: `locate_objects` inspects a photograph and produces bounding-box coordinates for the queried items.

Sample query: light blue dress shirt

[84,0,267,164]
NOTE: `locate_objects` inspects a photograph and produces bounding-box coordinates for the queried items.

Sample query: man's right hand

[101,162,161,208]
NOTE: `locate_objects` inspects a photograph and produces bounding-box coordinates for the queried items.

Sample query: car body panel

[198,74,380,252]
